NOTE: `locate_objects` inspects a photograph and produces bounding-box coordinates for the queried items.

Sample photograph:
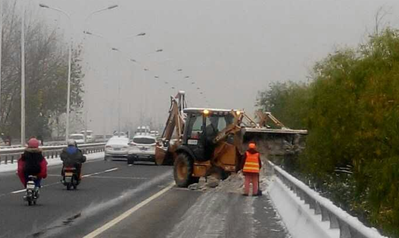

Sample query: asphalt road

[0,158,288,238]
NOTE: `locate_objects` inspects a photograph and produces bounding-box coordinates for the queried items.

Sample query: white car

[105,136,130,160]
[81,130,96,143]
[128,135,156,164]
[69,134,85,144]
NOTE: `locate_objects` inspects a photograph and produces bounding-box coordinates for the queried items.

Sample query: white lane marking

[11,189,26,194]
[10,181,61,194]
[83,182,174,238]
[82,167,118,178]
[9,168,118,194]
[104,168,118,173]
[86,176,147,180]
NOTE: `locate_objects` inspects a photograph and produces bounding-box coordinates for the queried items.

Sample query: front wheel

[173,153,198,187]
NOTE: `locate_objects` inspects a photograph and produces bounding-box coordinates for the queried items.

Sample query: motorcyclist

[17,138,48,189]
[60,139,86,183]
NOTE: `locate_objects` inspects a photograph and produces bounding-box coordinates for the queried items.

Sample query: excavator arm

[155,91,186,165]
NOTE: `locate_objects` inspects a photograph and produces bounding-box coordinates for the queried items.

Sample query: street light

[85,4,119,25]
[39,3,72,142]
[41,4,118,142]
[21,1,26,145]
[83,30,115,141]
[83,5,118,140]
[110,47,122,136]
[0,0,2,118]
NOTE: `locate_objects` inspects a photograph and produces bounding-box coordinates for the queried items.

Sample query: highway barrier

[0,143,105,165]
[267,161,387,238]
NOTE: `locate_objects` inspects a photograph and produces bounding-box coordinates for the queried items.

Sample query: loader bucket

[241,127,307,158]
[155,146,167,165]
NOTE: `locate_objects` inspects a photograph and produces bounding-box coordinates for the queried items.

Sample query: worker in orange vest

[241,142,262,196]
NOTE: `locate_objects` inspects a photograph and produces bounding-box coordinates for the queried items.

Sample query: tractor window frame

[185,113,204,140]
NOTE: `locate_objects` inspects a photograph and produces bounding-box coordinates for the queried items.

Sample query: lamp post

[39,4,73,142]
[41,3,118,142]
[0,0,3,119]
[21,1,26,145]
[111,48,122,137]
[83,5,118,142]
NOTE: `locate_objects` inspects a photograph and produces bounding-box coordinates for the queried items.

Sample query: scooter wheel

[66,184,71,190]
[28,200,32,206]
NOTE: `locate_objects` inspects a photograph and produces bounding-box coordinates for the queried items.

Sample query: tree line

[257,28,399,237]
[0,0,84,142]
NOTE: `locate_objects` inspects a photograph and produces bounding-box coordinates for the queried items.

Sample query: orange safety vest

[243,152,260,174]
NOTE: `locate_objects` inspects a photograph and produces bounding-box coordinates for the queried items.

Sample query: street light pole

[39,4,73,142]
[21,1,25,145]
[82,5,118,140]
[0,0,3,118]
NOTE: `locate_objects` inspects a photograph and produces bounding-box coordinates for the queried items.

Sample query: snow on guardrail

[267,161,387,238]
[0,143,106,165]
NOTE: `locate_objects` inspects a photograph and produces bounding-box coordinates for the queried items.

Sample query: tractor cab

[182,108,237,161]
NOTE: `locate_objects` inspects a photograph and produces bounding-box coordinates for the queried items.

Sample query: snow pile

[215,171,244,194]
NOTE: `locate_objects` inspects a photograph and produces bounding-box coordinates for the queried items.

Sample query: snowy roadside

[168,157,290,238]
[0,152,105,174]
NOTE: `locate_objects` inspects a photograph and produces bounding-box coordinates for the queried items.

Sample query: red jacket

[17,149,48,185]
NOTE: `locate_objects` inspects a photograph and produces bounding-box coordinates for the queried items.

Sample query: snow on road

[166,165,289,238]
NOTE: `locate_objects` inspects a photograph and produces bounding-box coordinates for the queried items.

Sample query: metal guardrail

[0,143,106,165]
[0,139,108,149]
[268,161,386,238]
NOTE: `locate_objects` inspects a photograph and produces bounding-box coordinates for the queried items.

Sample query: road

[0,157,288,238]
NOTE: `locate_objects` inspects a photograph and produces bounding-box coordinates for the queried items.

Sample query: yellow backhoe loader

[155,91,307,187]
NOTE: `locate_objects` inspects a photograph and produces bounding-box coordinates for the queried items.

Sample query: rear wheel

[66,183,71,190]
[173,153,198,187]
[28,200,32,206]
[127,156,135,165]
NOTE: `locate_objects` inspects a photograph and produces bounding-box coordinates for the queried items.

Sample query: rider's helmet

[67,139,76,146]
[27,138,40,148]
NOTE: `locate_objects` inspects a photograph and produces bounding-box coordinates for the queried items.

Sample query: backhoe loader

[155,91,307,187]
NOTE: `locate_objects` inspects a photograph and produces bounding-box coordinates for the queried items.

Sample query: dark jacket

[60,146,86,167]
[17,148,48,185]
[241,148,262,171]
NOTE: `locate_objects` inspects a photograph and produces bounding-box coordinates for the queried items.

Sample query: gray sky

[28,0,399,134]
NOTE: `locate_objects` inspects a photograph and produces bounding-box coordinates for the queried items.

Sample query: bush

[257,28,399,237]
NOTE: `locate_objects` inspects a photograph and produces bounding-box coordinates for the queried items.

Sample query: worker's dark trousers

[244,173,259,195]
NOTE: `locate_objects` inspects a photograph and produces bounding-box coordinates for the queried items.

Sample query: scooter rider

[17,138,48,187]
[60,139,86,183]
[17,138,48,199]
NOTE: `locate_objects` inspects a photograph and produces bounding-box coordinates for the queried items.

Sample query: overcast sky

[26,0,399,134]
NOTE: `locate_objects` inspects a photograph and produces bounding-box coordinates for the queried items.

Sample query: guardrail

[268,161,386,238]
[0,140,108,149]
[0,143,106,165]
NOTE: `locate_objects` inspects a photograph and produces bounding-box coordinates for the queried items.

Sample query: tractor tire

[173,153,197,187]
